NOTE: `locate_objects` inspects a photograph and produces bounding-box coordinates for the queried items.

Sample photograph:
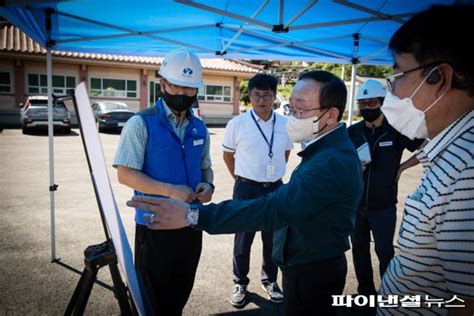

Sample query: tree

[357,65,392,78]
[274,61,392,80]
[240,80,250,105]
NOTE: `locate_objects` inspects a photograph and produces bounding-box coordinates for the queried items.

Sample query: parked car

[92,101,135,132]
[273,93,286,110]
[274,102,290,117]
[191,100,202,120]
[273,93,289,117]
[20,95,71,134]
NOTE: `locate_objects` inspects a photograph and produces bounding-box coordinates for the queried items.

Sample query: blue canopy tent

[0,0,457,313]
[0,0,456,62]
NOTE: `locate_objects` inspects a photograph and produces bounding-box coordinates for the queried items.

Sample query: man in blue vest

[127,70,364,316]
[113,47,214,315]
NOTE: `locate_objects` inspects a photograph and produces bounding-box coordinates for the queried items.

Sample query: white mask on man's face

[286,112,326,143]
[382,66,446,140]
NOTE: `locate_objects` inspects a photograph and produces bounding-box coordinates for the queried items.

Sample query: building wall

[0,56,254,126]
[87,65,142,112]
[199,74,235,118]
[0,59,16,112]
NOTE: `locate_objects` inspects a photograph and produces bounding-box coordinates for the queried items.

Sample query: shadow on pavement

[98,129,123,135]
[214,291,283,315]
[22,129,79,137]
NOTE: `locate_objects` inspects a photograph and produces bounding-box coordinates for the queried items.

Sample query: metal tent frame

[0,0,453,263]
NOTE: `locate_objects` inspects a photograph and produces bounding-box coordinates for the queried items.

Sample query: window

[27,74,76,95]
[0,71,11,93]
[198,84,232,102]
[149,81,162,106]
[28,99,67,109]
[90,77,138,98]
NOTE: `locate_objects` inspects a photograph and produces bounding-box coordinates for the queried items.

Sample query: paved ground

[0,126,423,315]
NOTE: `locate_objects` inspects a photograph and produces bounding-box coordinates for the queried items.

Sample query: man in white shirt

[222,74,293,307]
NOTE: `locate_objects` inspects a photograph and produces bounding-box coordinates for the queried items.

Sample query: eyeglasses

[358,99,381,109]
[385,62,441,92]
[250,93,274,101]
[163,80,197,95]
[284,104,322,117]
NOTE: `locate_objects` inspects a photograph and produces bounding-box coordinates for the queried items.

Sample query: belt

[235,176,282,188]
[280,254,346,276]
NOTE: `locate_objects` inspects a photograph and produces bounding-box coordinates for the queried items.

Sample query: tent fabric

[0,0,454,65]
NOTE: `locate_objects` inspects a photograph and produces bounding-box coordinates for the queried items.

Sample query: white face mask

[382,66,446,140]
[286,112,326,143]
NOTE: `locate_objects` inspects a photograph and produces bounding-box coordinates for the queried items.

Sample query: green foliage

[239,61,391,104]
[285,61,392,80]
[240,80,250,105]
[357,65,393,78]
[307,62,351,79]
[277,84,293,99]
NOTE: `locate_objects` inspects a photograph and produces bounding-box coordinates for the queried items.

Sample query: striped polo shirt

[378,110,474,315]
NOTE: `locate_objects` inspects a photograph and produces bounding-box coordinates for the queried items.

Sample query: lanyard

[250,110,275,159]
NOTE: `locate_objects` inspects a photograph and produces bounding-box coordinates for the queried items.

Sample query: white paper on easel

[357,142,371,165]
[75,82,144,315]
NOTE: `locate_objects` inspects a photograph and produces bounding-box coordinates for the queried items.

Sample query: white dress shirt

[222,110,294,182]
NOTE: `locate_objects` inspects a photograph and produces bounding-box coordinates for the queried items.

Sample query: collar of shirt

[363,116,389,131]
[298,123,348,158]
[300,123,344,151]
[250,109,275,124]
[420,109,473,163]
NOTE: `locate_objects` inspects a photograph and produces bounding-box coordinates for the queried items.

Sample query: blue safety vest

[134,98,207,225]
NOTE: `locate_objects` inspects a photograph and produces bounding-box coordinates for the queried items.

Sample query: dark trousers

[351,206,396,295]
[283,255,347,316]
[232,179,282,285]
[135,224,202,316]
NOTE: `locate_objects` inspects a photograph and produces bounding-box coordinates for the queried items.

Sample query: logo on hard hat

[182,68,194,77]
[363,89,368,95]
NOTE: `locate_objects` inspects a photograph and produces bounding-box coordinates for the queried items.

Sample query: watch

[203,181,215,192]
[185,205,200,226]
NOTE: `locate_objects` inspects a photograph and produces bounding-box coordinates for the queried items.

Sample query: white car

[191,101,202,120]
[20,95,71,134]
[273,93,289,116]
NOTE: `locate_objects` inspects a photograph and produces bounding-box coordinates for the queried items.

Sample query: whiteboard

[75,82,145,315]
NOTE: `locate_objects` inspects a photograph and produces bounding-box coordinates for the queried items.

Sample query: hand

[168,184,196,203]
[195,182,213,203]
[127,196,189,230]
[361,161,369,172]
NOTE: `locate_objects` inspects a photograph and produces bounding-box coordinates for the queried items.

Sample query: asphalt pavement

[0,126,423,315]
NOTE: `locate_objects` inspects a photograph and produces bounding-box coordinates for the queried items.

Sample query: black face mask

[360,108,382,123]
[163,91,196,113]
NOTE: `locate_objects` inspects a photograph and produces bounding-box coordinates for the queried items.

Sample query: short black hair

[298,70,347,121]
[248,74,278,93]
[389,5,474,96]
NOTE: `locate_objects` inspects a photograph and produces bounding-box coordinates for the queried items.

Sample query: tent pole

[47,49,56,262]
[341,64,345,81]
[348,33,359,126]
[348,63,357,126]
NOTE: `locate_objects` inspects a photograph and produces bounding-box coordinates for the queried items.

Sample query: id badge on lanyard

[266,160,275,178]
[251,111,276,179]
